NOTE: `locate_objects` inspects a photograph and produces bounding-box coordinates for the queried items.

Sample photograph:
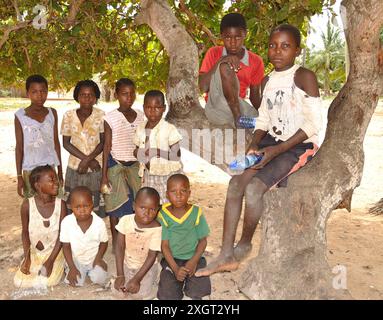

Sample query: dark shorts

[64,167,105,218]
[255,134,318,189]
[157,257,211,300]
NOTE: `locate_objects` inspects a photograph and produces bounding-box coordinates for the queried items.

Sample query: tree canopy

[0,0,333,92]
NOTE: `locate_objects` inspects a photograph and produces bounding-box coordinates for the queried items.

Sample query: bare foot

[195,254,239,277]
[233,243,252,261]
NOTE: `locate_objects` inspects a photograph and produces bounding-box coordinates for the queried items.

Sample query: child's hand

[184,260,198,277]
[175,266,189,282]
[136,148,147,163]
[114,276,126,292]
[93,259,107,271]
[88,159,101,172]
[220,55,241,72]
[146,148,160,160]
[126,278,140,294]
[17,176,25,197]
[67,267,81,286]
[246,144,260,155]
[77,158,89,174]
[40,260,54,277]
[251,145,283,169]
[20,256,31,275]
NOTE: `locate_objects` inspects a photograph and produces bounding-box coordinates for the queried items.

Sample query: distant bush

[0,89,12,97]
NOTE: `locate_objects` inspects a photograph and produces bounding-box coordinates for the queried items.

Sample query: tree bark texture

[136,0,207,125]
[239,0,383,299]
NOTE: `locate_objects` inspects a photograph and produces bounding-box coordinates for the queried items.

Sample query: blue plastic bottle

[237,116,256,129]
[229,153,263,170]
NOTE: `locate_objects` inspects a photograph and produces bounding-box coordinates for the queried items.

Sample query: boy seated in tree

[199,12,264,128]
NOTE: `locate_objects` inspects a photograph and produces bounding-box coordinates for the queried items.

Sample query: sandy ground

[0,98,382,300]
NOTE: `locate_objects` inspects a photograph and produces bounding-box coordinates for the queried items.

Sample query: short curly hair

[271,24,301,47]
[115,78,135,93]
[220,13,247,33]
[73,80,101,102]
[29,165,55,192]
[26,74,48,92]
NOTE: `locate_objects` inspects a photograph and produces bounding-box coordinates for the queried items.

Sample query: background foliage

[0,0,334,93]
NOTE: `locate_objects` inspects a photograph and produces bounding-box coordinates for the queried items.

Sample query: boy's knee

[245,178,267,204]
[227,176,245,197]
[219,62,235,78]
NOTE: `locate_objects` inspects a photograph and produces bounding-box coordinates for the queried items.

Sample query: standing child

[113,187,162,300]
[157,174,211,300]
[14,165,66,288]
[60,186,109,287]
[101,78,144,251]
[196,24,323,277]
[199,13,264,128]
[15,75,63,198]
[133,90,183,204]
[61,80,105,217]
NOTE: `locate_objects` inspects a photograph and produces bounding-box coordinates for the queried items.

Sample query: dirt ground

[0,98,382,300]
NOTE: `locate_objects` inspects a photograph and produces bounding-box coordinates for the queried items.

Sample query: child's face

[36,170,59,196]
[166,179,191,209]
[71,192,93,222]
[27,83,48,107]
[268,31,301,71]
[78,86,97,109]
[143,96,165,123]
[221,27,246,56]
[134,194,160,225]
[115,85,136,109]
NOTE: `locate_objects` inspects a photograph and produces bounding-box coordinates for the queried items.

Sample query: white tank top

[257,64,322,145]
[28,197,61,255]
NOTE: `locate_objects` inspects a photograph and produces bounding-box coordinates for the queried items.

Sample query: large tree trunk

[135,0,208,128]
[239,0,383,299]
[135,0,253,170]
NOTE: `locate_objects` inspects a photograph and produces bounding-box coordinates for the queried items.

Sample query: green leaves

[0,0,327,93]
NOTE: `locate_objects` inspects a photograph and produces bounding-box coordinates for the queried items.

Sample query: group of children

[13,12,323,299]
[14,73,210,299]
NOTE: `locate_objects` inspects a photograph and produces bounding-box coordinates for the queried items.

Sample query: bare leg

[220,62,241,122]
[109,216,119,254]
[234,178,268,261]
[196,170,255,277]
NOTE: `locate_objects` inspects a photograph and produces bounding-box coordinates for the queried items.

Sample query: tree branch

[12,0,22,21]
[0,21,31,51]
[178,0,218,46]
[66,0,86,27]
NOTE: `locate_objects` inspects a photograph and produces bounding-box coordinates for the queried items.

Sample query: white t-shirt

[115,214,161,269]
[60,212,109,265]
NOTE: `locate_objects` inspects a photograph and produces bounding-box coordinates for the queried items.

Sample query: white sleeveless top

[256,64,322,145]
[28,197,61,255]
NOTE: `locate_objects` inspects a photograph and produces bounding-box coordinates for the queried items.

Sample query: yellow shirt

[133,119,183,176]
[61,108,105,171]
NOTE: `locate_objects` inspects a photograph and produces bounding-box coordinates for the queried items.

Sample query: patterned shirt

[256,64,322,145]
[133,119,183,177]
[60,108,105,170]
[15,108,60,171]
